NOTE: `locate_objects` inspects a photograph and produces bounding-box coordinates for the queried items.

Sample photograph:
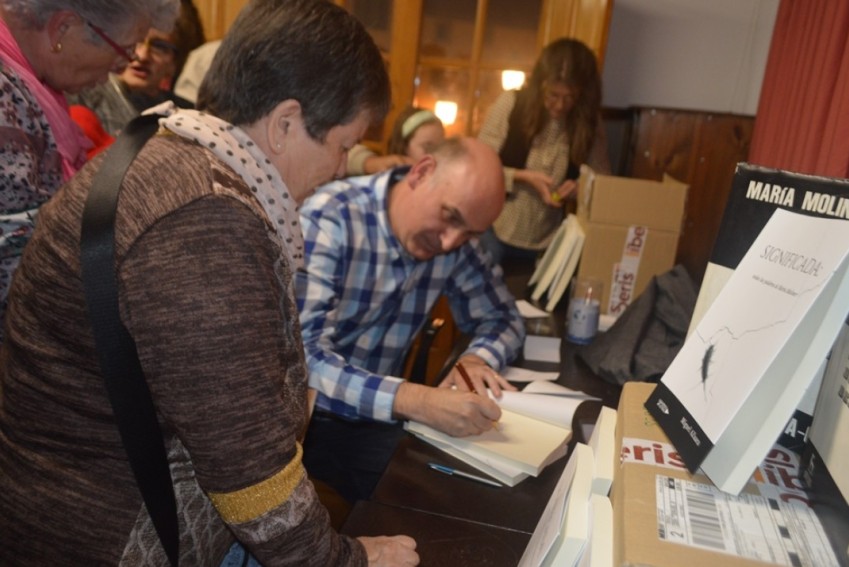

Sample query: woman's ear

[46,11,77,52]
[267,99,302,154]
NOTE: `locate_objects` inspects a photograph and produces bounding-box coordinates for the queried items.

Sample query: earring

[51,42,62,53]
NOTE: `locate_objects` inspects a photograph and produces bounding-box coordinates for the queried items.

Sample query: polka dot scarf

[155,103,305,270]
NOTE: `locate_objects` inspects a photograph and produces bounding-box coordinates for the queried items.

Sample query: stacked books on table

[519,406,618,567]
[528,213,586,312]
[404,390,580,486]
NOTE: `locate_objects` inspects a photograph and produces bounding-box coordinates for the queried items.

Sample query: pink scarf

[0,17,89,180]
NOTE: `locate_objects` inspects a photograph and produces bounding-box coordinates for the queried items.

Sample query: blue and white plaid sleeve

[296,196,403,423]
[445,241,526,369]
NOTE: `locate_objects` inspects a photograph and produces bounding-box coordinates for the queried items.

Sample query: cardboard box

[576,168,688,316]
[613,383,838,567]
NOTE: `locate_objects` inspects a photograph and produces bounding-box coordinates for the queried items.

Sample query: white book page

[522,381,600,400]
[493,390,585,428]
[524,335,561,363]
[406,409,571,476]
[516,299,550,319]
[502,366,559,383]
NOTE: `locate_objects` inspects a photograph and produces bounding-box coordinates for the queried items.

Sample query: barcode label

[655,475,838,566]
[683,483,724,549]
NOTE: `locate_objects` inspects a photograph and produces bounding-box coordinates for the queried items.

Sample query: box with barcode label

[612,383,841,567]
[575,167,688,316]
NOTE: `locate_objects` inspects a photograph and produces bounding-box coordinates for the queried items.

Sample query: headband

[401,110,440,138]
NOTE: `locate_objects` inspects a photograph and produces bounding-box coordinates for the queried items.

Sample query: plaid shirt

[296,168,525,422]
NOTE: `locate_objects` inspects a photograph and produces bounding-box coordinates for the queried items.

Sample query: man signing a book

[296,137,525,502]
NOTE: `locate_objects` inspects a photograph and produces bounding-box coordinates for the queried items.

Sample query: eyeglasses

[543,83,577,107]
[136,37,178,58]
[87,21,136,63]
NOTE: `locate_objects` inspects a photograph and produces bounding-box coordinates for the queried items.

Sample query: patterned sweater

[0,133,365,566]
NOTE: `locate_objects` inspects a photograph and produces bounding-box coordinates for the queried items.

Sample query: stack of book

[404,391,578,486]
[518,406,618,567]
[528,214,585,312]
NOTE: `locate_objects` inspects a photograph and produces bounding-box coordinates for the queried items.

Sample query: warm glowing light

[501,70,525,91]
[434,100,458,125]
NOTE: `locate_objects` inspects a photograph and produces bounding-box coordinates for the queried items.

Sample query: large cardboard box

[576,168,688,316]
[613,383,840,567]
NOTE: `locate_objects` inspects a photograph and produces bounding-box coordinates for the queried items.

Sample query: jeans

[219,541,262,567]
[302,412,407,503]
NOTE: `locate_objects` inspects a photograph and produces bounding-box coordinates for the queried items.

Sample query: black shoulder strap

[80,113,179,567]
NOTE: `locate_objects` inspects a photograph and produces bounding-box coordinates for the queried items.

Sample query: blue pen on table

[427,462,502,488]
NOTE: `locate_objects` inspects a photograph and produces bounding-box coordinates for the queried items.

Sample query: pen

[427,462,502,488]
[456,361,500,430]
[455,361,479,394]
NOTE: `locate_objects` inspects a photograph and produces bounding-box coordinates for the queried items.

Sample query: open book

[529,214,586,312]
[647,207,849,494]
[404,391,578,486]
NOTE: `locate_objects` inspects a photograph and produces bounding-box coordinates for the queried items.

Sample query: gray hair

[2,0,179,35]
[198,0,389,143]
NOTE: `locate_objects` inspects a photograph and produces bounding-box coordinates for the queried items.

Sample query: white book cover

[518,443,594,567]
[523,335,561,363]
[647,208,849,494]
[689,164,849,455]
[809,318,849,504]
[577,494,613,567]
[587,406,617,496]
[545,219,585,312]
[530,214,585,312]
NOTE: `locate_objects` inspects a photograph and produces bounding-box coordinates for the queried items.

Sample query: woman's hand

[515,169,561,207]
[552,178,578,203]
[360,535,419,566]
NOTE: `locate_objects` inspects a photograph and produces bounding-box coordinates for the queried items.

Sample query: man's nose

[440,227,468,252]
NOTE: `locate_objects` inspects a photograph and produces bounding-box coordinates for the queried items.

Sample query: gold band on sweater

[207,443,305,524]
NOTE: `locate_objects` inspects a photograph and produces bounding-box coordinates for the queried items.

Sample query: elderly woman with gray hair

[0,0,419,565]
[0,0,179,339]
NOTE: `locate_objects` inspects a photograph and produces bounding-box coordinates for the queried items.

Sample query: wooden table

[341,324,620,566]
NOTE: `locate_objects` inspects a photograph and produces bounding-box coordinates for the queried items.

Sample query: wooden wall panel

[627,108,754,284]
[193,0,249,40]
[539,0,614,66]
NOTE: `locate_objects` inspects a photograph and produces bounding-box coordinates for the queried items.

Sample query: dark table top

[342,500,531,567]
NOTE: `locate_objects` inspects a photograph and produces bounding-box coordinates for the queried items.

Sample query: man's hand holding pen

[439,355,517,398]
[393,356,517,437]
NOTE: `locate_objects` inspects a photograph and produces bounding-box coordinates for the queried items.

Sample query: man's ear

[407,154,436,189]
[267,99,302,154]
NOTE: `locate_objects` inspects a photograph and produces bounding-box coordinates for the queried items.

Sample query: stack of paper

[518,443,595,567]
[587,406,617,496]
[529,214,586,312]
[578,494,613,567]
[405,391,577,486]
